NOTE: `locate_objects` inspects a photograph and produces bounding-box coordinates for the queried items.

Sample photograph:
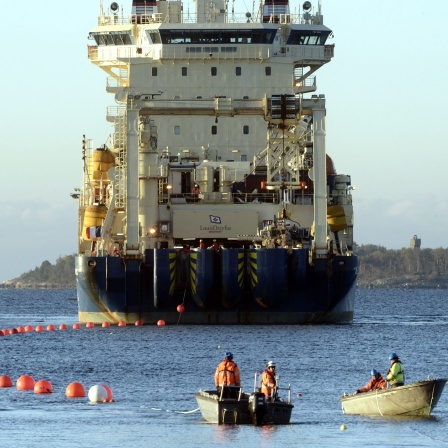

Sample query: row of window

[150,66,271,76]
[91,29,330,47]
[173,125,250,135]
[150,29,330,46]
[152,30,276,45]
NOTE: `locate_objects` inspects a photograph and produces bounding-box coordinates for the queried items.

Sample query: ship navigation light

[303,1,312,11]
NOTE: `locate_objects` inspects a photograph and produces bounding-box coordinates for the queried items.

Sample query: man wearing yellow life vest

[386,353,405,387]
[215,352,241,391]
[261,361,277,400]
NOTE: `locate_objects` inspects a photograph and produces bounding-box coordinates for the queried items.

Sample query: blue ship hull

[76,248,358,324]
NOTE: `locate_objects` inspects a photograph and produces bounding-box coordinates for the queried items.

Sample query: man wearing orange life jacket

[261,360,277,400]
[354,369,387,394]
[215,352,241,389]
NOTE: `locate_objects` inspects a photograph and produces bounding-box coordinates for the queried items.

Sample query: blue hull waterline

[75,1,359,324]
[76,249,357,324]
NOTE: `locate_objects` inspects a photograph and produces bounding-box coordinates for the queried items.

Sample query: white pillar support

[126,106,140,252]
[312,100,328,256]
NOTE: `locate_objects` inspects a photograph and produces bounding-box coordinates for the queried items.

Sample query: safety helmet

[266,361,276,368]
[389,353,398,361]
[371,369,378,376]
[225,351,233,359]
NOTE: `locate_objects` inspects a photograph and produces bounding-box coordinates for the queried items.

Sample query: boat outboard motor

[248,392,267,425]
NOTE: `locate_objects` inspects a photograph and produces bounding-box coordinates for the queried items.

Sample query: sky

[1,0,447,282]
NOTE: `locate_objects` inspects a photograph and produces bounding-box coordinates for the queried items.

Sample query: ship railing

[88,44,330,64]
[96,12,309,26]
[159,191,314,205]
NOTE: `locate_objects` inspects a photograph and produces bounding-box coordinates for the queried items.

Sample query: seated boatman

[354,369,387,394]
[214,352,241,398]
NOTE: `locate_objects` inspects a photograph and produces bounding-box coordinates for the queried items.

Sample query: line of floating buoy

[1,320,171,336]
[0,376,113,402]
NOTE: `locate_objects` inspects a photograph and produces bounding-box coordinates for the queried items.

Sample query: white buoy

[88,385,108,403]
[340,424,347,430]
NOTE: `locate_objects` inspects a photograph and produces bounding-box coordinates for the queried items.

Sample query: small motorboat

[195,373,294,424]
[340,378,447,417]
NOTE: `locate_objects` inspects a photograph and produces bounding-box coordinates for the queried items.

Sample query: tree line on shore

[2,245,448,289]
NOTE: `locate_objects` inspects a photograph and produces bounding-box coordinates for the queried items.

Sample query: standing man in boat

[354,369,387,394]
[215,352,241,396]
[261,361,277,401]
[386,353,405,388]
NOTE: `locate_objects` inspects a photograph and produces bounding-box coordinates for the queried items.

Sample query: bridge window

[174,126,180,135]
[91,31,134,46]
[211,67,217,76]
[236,67,241,76]
[287,30,330,45]
[243,125,249,135]
[182,67,188,76]
[265,67,271,76]
[151,67,158,76]
[211,126,217,135]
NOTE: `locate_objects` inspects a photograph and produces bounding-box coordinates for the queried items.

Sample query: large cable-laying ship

[74,0,358,324]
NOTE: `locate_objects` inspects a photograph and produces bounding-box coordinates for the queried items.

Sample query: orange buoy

[59,323,67,330]
[0,375,13,387]
[73,323,81,330]
[2,329,10,336]
[47,324,55,331]
[66,382,86,398]
[35,325,44,332]
[157,320,166,326]
[16,375,35,391]
[34,380,53,394]
[177,304,185,313]
[102,321,110,328]
[17,326,25,333]
[118,321,126,327]
[86,322,95,328]
[10,328,18,334]
[135,320,143,326]
[24,325,34,333]
[102,384,113,402]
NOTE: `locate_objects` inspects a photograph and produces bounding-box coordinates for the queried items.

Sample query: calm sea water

[1,288,448,447]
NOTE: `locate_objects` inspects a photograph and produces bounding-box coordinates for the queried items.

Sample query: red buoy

[102,384,113,402]
[10,328,18,334]
[35,325,44,332]
[2,329,10,336]
[118,321,126,327]
[102,322,110,328]
[0,375,13,387]
[135,320,143,326]
[47,324,55,331]
[59,323,67,330]
[73,323,81,330]
[17,326,25,333]
[157,320,166,326]
[16,375,35,391]
[177,304,185,313]
[86,322,95,328]
[66,382,86,398]
[24,325,34,333]
[0,331,4,337]
[34,380,53,394]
